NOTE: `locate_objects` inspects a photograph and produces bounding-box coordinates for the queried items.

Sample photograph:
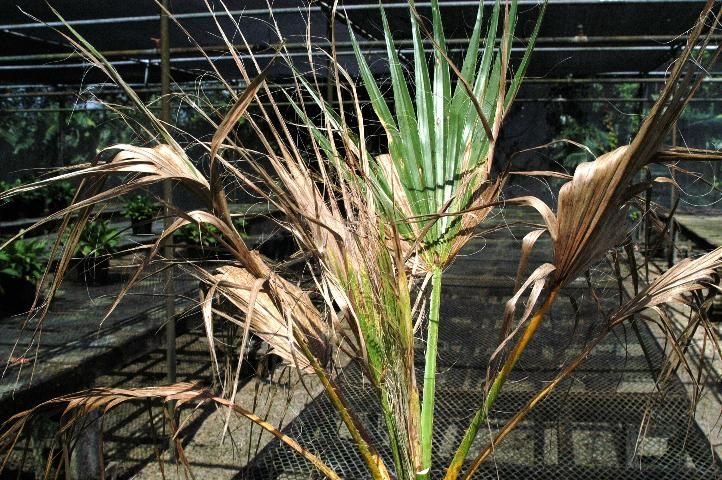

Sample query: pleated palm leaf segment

[351,0,541,269]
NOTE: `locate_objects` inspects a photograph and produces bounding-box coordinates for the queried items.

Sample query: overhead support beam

[0,0,708,30]
[1,75,721,101]
[0,35,719,65]
[0,6,323,30]
[2,45,719,74]
[4,97,722,114]
[1,1,712,85]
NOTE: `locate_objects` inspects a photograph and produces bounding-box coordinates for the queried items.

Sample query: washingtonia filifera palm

[287,0,543,473]
[3,1,722,480]
[2,0,543,476]
[347,1,544,474]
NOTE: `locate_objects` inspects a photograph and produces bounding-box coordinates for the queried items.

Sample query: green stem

[380,388,411,480]
[419,265,443,479]
[296,333,391,480]
[444,287,559,480]
[461,336,604,480]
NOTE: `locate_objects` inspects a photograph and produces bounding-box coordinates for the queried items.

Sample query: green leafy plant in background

[231,217,248,238]
[0,237,47,314]
[0,179,23,220]
[121,194,160,232]
[175,219,248,258]
[122,196,158,221]
[1,179,75,220]
[75,219,119,258]
[70,219,120,285]
[0,237,47,285]
[549,82,644,172]
[0,178,46,219]
[0,94,135,168]
[0,1,722,480]
[0,179,23,194]
[46,181,76,212]
[175,222,220,248]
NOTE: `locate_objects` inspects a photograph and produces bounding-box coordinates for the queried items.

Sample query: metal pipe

[160,0,177,457]
[513,97,722,103]
[0,82,244,98]
[668,122,679,268]
[3,43,719,72]
[1,34,718,64]
[5,69,710,92]
[4,97,722,114]
[0,0,706,31]
[0,6,324,31]
[1,76,721,99]
[522,77,722,84]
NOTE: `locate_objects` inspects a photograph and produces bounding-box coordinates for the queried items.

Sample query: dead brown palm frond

[652,146,722,164]
[207,62,274,218]
[0,383,342,480]
[0,144,207,249]
[102,209,262,326]
[0,54,268,328]
[447,5,722,475]
[207,260,331,374]
[1,3,401,477]
[220,73,420,480]
[549,0,721,288]
[1,8,345,467]
[169,12,408,474]
[478,2,722,295]
[462,246,722,479]
[612,247,722,321]
[0,143,214,349]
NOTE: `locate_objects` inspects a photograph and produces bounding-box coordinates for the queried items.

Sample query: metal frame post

[668,122,679,267]
[160,0,177,457]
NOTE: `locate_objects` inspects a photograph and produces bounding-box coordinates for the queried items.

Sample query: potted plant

[73,219,120,285]
[174,222,221,259]
[0,237,47,315]
[231,217,247,237]
[176,218,249,259]
[121,195,159,235]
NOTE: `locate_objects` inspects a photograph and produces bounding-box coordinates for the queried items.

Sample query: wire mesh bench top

[242,220,721,479]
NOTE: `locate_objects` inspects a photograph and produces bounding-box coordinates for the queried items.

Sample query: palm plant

[348,3,545,474]
[290,1,544,475]
[1,1,722,479]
